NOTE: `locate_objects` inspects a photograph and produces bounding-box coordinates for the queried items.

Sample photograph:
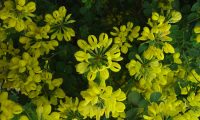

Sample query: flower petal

[110,62,121,72]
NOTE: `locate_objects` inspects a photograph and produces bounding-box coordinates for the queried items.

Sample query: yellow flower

[168,10,182,23]
[173,52,182,64]
[75,33,123,84]
[78,85,126,120]
[180,85,190,95]
[194,25,200,34]
[195,34,200,43]
[158,0,174,10]
[152,12,159,21]
[138,27,155,41]
[0,0,36,31]
[19,115,29,120]
[187,69,200,83]
[143,46,164,60]
[129,26,140,41]
[0,92,23,120]
[36,104,51,119]
[187,92,200,107]
[45,6,75,41]
[110,22,140,54]
[58,96,82,119]
[53,88,66,99]
[143,103,162,120]
[144,95,186,120]
[125,59,141,76]
[126,54,162,81]
[162,42,175,53]
[138,12,175,60]
[18,21,59,58]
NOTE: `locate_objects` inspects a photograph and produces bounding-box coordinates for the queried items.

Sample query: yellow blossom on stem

[75,33,123,85]
[110,22,140,54]
[0,0,36,31]
[45,6,75,41]
[78,84,126,120]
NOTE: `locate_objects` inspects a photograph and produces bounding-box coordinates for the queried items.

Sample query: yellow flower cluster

[0,28,7,42]
[0,0,36,31]
[0,0,74,99]
[126,55,162,80]
[74,33,126,120]
[0,92,23,120]
[33,96,61,120]
[110,22,140,54]
[174,109,200,120]
[45,6,75,41]
[75,33,123,85]
[158,0,174,10]
[127,55,200,120]
[2,51,63,98]
[144,89,200,120]
[138,11,181,60]
[0,0,200,120]
[0,0,78,119]
[4,52,42,98]
[0,41,20,87]
[32,95,85,120]
[126,54,175,99]
[78,84,126,120]
[58,96,81,119]
[143,95,186,120]
[187,69,200,83]
[19,21,56,58]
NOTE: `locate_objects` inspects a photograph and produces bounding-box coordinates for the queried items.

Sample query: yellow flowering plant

[75,33,123,86]
[0,0,36,32]
[0,0,200,120]
[45,6,75,41]
[110,22,140,54]
[78,84,126,120]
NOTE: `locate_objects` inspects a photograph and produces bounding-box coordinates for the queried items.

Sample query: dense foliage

[0,0,200,120]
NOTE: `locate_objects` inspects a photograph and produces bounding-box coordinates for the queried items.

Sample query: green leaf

[143,8,153,17]
[138,99,148,113]
[195,68,200,75]
[9,91,19,102]
[55,61,66,72]
[181,5,191,14]
[11,115,20,120]
[166,116,173,120]
[138,99,148,108]
[128,52,136,60]
[138,43,148,53]
[150,92,162,103]
[173,0,180,10]
[79,25,89,38]
[22,103,38,120]
[79,7,89,15]
[169,25,183,39]
[81,0,88,3]
[143,1,151,9]
[126,108,138,120]
[187,13,200,22]
[169,63,178,71]
[128,91,141,105]
[174,81,181,96]
[191,1,200,12]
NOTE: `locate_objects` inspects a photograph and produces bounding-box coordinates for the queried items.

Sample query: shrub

[0,0,200,120]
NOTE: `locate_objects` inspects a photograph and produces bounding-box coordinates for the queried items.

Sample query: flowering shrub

[0,0,200,120]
